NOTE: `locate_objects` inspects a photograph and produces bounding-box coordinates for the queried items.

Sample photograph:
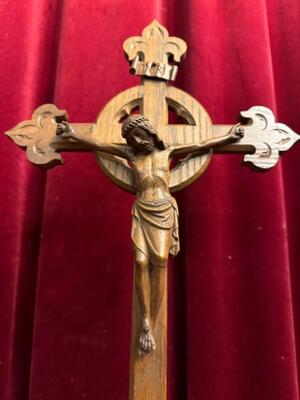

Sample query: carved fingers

[56,121,75,138]
[229,124,245,141]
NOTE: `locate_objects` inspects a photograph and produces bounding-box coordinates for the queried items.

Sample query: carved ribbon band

[129,56,178,81]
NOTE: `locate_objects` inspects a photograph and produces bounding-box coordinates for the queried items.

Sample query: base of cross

[129,268,168,400]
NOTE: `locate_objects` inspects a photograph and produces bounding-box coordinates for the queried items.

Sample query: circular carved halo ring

[94,85,213,193]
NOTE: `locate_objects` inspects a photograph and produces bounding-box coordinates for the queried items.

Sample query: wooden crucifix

[6,20,300,400]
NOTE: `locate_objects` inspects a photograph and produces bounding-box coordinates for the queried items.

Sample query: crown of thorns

[121,114,166,150]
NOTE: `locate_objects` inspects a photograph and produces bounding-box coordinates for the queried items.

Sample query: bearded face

[126,126,155,154]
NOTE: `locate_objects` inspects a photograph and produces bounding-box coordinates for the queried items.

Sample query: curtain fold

[1,1,300,399]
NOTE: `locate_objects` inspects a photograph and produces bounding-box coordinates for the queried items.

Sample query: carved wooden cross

[6,21,299,400]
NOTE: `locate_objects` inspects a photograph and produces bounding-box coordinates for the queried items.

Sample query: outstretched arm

[57,121,131,160]
[170,124,244,157]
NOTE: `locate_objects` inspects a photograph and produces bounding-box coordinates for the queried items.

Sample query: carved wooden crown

[123,20,187,81]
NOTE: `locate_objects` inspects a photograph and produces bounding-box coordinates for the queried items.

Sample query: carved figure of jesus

[57,115,242,355]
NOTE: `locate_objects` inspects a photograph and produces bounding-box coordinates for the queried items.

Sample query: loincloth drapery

[131,197,180,264]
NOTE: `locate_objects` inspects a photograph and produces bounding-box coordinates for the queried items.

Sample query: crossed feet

[138,318,156,356]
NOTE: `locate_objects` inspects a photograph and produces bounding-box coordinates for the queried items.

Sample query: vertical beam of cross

[141,79,168,128]
[130,78,169,399]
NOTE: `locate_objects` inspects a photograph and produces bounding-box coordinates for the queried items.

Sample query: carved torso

[131,148,171,201]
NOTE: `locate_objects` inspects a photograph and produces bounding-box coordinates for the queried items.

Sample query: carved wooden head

[122,114,166,154]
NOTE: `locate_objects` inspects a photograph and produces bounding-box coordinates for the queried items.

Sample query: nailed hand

[230,125,245,141]
[56,121,74,137]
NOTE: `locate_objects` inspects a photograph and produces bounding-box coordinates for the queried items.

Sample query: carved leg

[135,249,150,319]
[134,249,156,355]
[150,261,167,325]
[129,264,168,400]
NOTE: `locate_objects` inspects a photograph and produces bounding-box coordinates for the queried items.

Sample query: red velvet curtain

[1,1,300,399]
